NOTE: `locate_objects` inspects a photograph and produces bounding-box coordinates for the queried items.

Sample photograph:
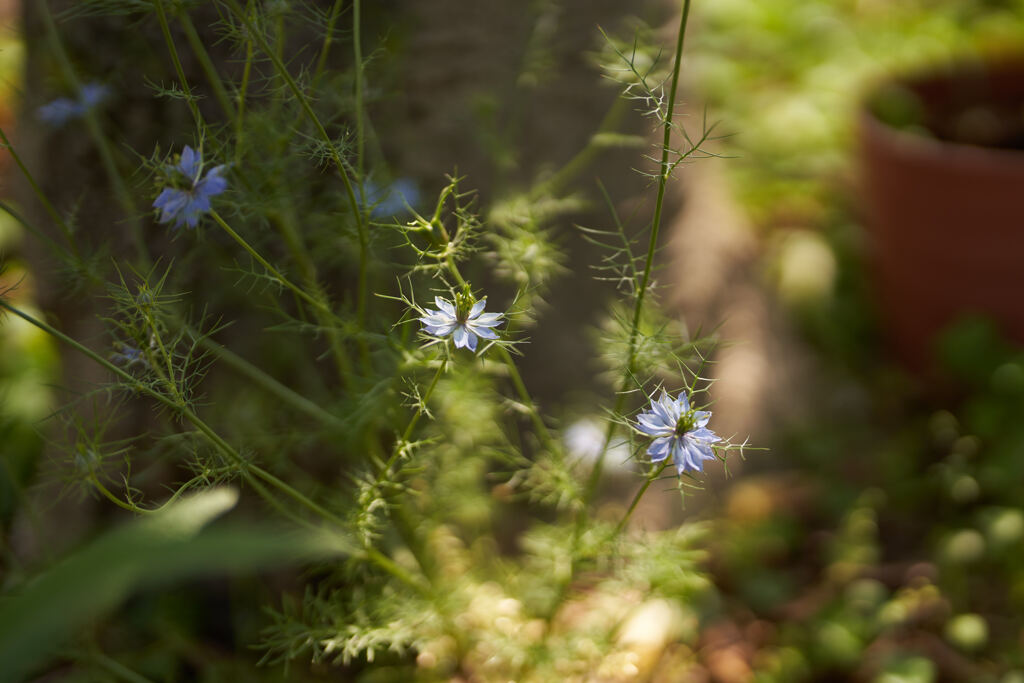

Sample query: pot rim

[860,54,1024,173]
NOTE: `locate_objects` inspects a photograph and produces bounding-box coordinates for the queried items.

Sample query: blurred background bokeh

[4,0,1024,681]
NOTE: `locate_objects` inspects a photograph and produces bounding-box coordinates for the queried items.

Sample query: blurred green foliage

[685,1,1024,680]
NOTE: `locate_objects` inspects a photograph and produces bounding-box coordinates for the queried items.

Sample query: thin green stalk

[83,651,156,683]
[585,0,692,503]
[209,211,342,324]
[196,332,347,430]
[365,547,431,596]
[530,95,630,199]
[442,246,555,453]
[222,0,370,333]
[177,9,238,120]
[89,474,143,514]
[152,0,203,129]
[313,0,346,84]
[0,128,75,250]
[614,462,670,535]
[398,358,447,449]
[497,347,558,454]
[352,0,366,185]
[268,209,354,384]
[234,27,254,165]
[0,302,343,531]
[368,357,447,496]
[145,316,186,406]
[539,0,694,633]
[243,473,428,595]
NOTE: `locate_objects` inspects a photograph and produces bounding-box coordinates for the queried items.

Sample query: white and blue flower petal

[468,299,487,319]
[434,297,456,316]
[470,324,499,340]
[688,427,720,442]
[452,325,471,349]
[423,323,456,337]
[647,436,673,462]
[471,312,503,327]
[637,412,672,436]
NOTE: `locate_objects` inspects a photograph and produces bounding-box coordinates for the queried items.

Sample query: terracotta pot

[859,57,1024,371]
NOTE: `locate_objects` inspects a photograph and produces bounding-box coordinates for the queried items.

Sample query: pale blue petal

[637,413,672,435]
[465,330,479,351]
[181,203,202,229]
[670,439,693,473]
[78,82,109,108]
[471,312,503,327]
[682,438,716,472]
[689,427,720,443]
[37,98,82,126]
[693,411,711,429]
[190,193,212,215]
[423,323,455,337]
[434,297,455,316]
[196,165,228,197]
[651,393,677,425]
[647,436,672,462]
[154,188,189,225]
[420,311,454,326]
[452,325,470,349]
[469,324,498,340]
[468,299,486,319]
[178,145,200,179]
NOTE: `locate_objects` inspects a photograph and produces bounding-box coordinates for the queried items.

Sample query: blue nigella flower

[36,82,110,127]
[111,343,147,370]
[152,146,227,229]
[419,294,503,352]
[366,177,420,218]
[78,83,110,109]
[635,390,721,475]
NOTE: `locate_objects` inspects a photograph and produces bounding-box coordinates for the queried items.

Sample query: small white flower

[419,295,503,352]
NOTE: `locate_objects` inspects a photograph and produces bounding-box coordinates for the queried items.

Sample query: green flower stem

[267,209,354,384]
[146,315,187,406]
[39,0,149,268]
[542,0,694,631]
[234,20,254,165]
[498,347,558,455]
[0,128,74,251]
[375,359,451,596]
[111,473,206,516]
[364,547,431,596]
[399,358,447,448]
[585,0,692,505]
[209,211,343,325]
[614,461,671,535]
[352,0,366,185]
[176,9,238,120]
[222,0,370,336]
[530,95,630,199]
[80,650,156,683]
[243,473,427,595]
[313,0,346,83]
[0,302,344,531]
[152,0,203,128]
[194,330,348,431]
[442,251,556,454]
[373,357,447,488]
[88,474,141,514]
